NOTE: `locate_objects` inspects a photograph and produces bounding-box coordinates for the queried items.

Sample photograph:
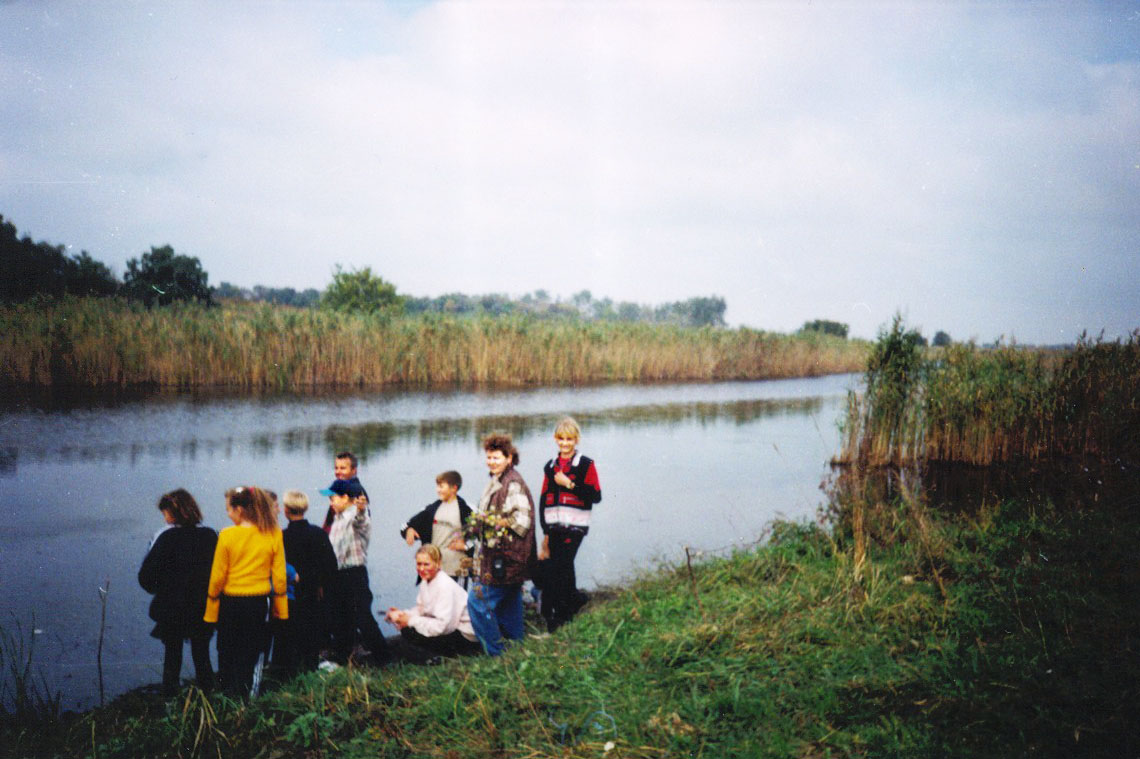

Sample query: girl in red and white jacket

[537,416,602,632]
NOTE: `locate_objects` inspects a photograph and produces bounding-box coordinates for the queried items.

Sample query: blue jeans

[467,582,524,656]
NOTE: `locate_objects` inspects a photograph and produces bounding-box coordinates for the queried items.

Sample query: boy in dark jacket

[278,490,338,673]
[399,470,472,582]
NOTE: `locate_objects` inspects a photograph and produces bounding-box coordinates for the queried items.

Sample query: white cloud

[1,0,1137,342]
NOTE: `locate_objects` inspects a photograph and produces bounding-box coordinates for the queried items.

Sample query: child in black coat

[138,489,218,695]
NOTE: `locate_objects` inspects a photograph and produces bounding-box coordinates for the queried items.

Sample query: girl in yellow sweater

[205,486,288,697]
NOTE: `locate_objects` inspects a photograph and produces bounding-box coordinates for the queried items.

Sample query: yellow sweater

[204,524,288,623]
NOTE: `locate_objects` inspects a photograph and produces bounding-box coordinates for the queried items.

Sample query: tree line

[2,215,213,307]
[6,213,920,337]
[1,215,736,328]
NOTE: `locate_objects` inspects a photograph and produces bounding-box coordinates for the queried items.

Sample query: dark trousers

[274,598,324,674]
[331,566,389,662]
[162,631,214,695]
[216,595,268,697]
[541,531,585,632]
[397,627,482,663]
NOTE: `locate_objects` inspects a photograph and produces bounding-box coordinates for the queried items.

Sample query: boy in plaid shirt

[321,478,390,665]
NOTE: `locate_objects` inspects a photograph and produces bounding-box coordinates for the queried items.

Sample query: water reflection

[0,395,823,473]
[329,397,823,460]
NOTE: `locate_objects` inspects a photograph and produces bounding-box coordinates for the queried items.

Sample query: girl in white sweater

[386,545,481,660]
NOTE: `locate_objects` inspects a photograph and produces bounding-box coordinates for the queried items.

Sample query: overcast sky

[2,1,1138,343]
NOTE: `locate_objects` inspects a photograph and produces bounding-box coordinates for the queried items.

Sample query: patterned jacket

[472,466,536,586]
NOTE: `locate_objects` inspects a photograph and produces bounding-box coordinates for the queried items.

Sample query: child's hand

[405,528,419,546]
[554,471,573,488]
[538,534,550,560]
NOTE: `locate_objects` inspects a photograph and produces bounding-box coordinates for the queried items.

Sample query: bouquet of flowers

[465,510,513,548]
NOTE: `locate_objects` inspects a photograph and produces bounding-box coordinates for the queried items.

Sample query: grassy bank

[0,298,867,389]
[5,475,1137,758]
[835,318,1140,467]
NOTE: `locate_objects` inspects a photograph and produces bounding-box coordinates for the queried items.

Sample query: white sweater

[404,572,477,641]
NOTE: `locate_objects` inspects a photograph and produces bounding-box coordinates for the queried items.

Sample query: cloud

[1,0,1137,343]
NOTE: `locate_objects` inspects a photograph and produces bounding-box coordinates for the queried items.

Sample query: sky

[1,1,1138,344]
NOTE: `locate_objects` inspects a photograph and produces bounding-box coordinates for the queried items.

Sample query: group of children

[138,417,601,697]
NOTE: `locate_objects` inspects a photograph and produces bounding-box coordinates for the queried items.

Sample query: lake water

[0,374,856,710]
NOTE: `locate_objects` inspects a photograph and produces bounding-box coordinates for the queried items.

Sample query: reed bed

[836,318,1140,467]
[0,298,868,389]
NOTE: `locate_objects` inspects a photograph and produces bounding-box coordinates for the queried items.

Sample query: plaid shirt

[329,504,370,570]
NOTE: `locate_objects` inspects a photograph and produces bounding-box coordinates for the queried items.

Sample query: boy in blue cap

[321,478,390,665]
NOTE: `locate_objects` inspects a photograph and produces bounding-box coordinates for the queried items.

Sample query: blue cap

[319,479,364,498]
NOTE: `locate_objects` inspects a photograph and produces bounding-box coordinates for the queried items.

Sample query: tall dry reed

[0,298,869,389]
[836,319,1140,467]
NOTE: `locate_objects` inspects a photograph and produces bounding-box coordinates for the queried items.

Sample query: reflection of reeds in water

[7,395,827,470]
[836,318,1140,467]
[0,298,867,388]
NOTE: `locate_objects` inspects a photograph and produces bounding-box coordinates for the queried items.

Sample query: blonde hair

[415,544,442,564]
[283,490,309,515]
[554,416,581,441]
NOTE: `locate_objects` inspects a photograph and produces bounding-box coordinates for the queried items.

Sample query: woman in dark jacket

[465,433,536,656]
[138,488,217,695]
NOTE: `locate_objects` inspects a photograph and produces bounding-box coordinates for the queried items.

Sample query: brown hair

[482,432,519,466]
[158,488,203,527]
[225,486,280,534]
[335,451,358,469]
[435,470,462,489]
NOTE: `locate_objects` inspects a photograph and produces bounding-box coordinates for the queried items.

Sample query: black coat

[138,524,217,640]
[283,518,338,603]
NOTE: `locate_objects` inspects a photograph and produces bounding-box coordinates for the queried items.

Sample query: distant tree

[1,215,120,301]
[932,330,952,347]
[571,289,593,316]
[65,251,119,297]
[617,301,643,322]
[478,293,515,316]
[320,265,404,315]
[122,245,213,306]
[394,287,728,327]
[252,285,321,307]
[800,319,849,339]
[685,296,727,327]
[591,296,616,321]
[214,281,248,300]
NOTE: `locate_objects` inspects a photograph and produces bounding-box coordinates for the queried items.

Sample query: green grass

[6,476,1138,758]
